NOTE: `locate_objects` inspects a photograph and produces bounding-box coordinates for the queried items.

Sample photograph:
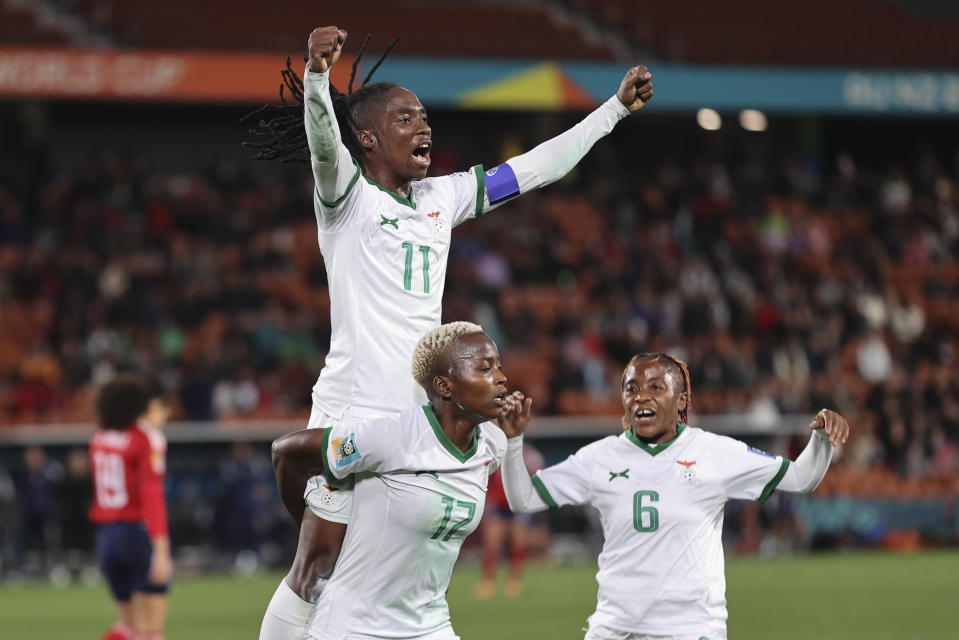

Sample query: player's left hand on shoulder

[810,408,849,447]
[617,65,654,113]
[496,391,533,438]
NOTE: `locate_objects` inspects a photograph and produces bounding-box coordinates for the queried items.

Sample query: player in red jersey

[89,375,173,640]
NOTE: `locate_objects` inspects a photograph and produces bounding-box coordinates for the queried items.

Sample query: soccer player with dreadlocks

[497,353,851,640]
[252,26,653,640]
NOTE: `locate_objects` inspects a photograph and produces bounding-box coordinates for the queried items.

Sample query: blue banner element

[379,57,959,115]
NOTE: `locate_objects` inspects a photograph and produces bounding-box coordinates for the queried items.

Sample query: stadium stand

[8,0,959,66]
[569,0,959,66]
[48,0,617,60]
[0,3,70,46]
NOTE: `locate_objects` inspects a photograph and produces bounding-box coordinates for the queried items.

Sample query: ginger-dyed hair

[621,352,692,425]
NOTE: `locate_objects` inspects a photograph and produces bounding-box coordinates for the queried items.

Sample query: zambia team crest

[674,459,698,485]
[427,211,447,240]
[480,458,494,488]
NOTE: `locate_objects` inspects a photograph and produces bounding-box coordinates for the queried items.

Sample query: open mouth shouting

[411,139,432,168]
[633,407,657,426]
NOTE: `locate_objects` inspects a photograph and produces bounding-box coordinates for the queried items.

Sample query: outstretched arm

[272,428,329,528]
[778,409,849,493]
[303,27,360,209]
[483,66,653,212]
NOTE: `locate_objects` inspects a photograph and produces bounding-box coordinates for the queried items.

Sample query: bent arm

[303,69,360,208]
[272,428,329,528]
[778,429,834,493]
[501,436,549,513]
[486,96,629,211]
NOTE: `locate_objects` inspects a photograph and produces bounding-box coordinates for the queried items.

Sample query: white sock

[258,579,315,640]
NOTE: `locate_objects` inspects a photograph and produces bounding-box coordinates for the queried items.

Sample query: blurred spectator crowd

[0,105,958,496]
[0,442,290,580]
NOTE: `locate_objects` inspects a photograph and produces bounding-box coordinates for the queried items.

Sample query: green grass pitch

[1,551,954,639]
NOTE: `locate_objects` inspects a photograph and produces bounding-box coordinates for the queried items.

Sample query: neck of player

[432,400,482,453]
[365,163,412,198]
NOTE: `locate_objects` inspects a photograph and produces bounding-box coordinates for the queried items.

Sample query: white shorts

[302,405,397,524]
[584,623,725,640]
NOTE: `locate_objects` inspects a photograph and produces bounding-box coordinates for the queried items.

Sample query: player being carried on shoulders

[248,26,653,640]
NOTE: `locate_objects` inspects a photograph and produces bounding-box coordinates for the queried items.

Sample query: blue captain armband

[484,163,520,204]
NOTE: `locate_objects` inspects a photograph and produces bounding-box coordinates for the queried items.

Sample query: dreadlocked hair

[622,352,692,425]
[241,34,400,165]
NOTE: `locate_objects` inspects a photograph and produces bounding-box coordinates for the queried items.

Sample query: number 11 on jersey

[402,242,431,293]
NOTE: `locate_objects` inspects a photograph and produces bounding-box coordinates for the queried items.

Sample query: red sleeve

[136,428,168,539]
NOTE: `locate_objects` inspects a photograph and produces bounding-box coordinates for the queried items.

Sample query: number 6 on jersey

[633,490,660,532]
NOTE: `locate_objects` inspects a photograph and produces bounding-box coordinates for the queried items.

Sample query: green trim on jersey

[318,427,346,487]
[625,422,687,457]
[472,164,486,217]
[422,404,478,462]
[316,159,362,208]
[365,175,416,209]
[758,458,790,504]
[531,473,558,508]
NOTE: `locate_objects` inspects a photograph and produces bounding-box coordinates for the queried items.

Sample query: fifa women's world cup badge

[674,459,698,485]
[333,433,361,468]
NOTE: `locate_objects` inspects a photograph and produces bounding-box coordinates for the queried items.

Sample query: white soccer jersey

[302,68,629,418]
[304,71,487,418]
[532,424,789,638]
[307,405,508,640]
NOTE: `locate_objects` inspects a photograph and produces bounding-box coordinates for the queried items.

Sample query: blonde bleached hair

[412,321,484,389]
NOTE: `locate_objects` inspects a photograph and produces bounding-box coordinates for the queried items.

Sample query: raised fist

[616,65,654,113]
[308,26,347,73]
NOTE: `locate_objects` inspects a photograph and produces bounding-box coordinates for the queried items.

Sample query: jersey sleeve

[529,441,599,508]
[320,415,404,480]
[475,96,630,216]
[303,67,367,232]
[136,428,169,539]
[426,165,487,228]
[713,435,791,504]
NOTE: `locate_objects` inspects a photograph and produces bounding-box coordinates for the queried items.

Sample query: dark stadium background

[1,0,957,619]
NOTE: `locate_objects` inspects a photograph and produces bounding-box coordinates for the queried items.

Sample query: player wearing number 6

[270,322,531,640]
[251,25,654,640]
[497,353,851,640]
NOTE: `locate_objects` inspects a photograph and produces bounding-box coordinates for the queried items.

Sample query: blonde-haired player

[270,323,532,640]
[498,352,850,640]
